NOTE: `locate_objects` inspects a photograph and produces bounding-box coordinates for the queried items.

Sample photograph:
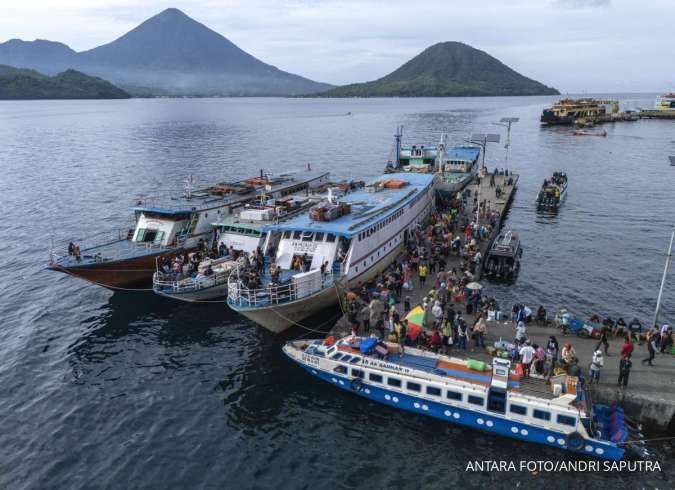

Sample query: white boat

[284,335,627,460]
[152,196,315,302]
[655,93,675,111]
[227,173,437,332]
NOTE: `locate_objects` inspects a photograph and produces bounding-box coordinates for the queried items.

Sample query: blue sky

[1,0,673,92]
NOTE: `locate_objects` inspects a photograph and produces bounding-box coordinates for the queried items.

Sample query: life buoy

[567,431,585,451]
[350,378,363,391]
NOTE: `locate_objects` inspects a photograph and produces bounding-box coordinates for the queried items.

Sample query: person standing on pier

[641,333,657,366]
[596,322,611,355]
[418,262,428,286]
[618,355,632,389]
[589,349,604,384]
[519,341,535,378]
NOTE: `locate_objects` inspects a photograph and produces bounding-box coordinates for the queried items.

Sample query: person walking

[641,334,657,366]
[418,263,428,287]
[588,349,604,384]
[618,355,632,389]
[596,322,611,355]
[457,317,467,351]
[473,314,487,349]
[519,341,535,378]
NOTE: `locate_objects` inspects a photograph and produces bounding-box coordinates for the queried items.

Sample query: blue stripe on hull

[291,358,624,461]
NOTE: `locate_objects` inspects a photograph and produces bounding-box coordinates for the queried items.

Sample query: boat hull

[48,249,182,290]
[231,241,405,333]
[284,348,625,461]
[230,280,343,333]
[154,282,229,302]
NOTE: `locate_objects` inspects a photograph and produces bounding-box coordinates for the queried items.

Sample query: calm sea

[0,96,672,488]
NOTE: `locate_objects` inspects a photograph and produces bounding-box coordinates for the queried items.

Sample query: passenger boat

[655,92,675,111]
[152,196,315,302]
[48,170,330,290]
[483,230,522,281]
[536,171,568,210]
[385,128,481,196]
[540,99,610,126]
[227,173,437,332]
[284,335,626,460]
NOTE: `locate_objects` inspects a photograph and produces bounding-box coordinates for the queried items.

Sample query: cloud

[0,0,672,92]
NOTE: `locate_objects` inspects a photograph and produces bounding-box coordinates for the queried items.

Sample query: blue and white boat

[284,335,627,461]
[385,128,481,196]
[227,173,437,332]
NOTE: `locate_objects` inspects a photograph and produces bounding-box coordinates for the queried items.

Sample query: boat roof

[262,172,435,238]
[444,146,480,162]
[132,170,328,216]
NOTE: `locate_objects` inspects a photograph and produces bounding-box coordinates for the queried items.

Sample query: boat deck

[53,238,175,267]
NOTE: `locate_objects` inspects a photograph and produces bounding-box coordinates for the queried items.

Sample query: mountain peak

[319,41,558,97]
[0,8,332,95]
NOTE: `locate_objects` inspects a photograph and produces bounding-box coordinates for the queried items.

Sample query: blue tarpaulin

[359,337,378,354]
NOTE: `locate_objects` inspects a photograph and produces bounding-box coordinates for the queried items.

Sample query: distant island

[0,65,130,99]
[317,42,559,97]
[0,8,332,97]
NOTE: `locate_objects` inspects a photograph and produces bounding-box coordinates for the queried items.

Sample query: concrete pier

[330,172,675,433]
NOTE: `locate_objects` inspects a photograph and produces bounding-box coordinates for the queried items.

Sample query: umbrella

[466,282,483,290]
[405,306,425,341]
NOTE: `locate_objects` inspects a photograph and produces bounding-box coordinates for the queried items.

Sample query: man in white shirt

[515,321,526,345]
[519,340,535,378]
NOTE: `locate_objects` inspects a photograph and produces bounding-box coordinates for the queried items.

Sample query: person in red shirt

[620,337,634,359]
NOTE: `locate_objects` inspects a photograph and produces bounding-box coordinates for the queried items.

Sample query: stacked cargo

[309,201,351,221]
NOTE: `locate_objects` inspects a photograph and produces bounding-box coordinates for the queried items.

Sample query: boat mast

[437,133,446,173]
[394,125,403,169]
[652,224,674,327]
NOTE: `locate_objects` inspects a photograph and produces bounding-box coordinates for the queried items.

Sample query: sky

[1,0,673,92]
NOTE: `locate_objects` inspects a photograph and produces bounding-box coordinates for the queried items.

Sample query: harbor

[323,163,675,438]
[3,96,673,487]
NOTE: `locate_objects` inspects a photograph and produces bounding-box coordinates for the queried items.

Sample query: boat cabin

[484,231,522,280]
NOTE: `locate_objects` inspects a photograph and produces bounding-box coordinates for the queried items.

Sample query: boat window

[351,369,364,378]
[283,231,291,239]
[326,346,336,356]
[302,231,313,242]
[509,404,527,416]
[468,395,484,406]
[369,373,383,383]
[334,365,347,374]
[446,391,462,401]
[331,352,343,360]
[349,357,361,364]
[341,355,352,362]
[427,386,441,397]
[293,231,301,240]
[557,414,576,427]
[533,409,551,421]
[387,377,401,388]
[135,228,146,240]
[315,232,324,241]
[326,234,336,242]
[406,382,421,392]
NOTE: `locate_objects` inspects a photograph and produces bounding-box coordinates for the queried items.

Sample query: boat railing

[153,268,232,294]
[227,264,342,308]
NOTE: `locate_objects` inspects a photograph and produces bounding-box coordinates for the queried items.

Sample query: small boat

[573,129,607,137]
[483,230,522,281]
[536,172,568,211]
[284,335,627,460]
